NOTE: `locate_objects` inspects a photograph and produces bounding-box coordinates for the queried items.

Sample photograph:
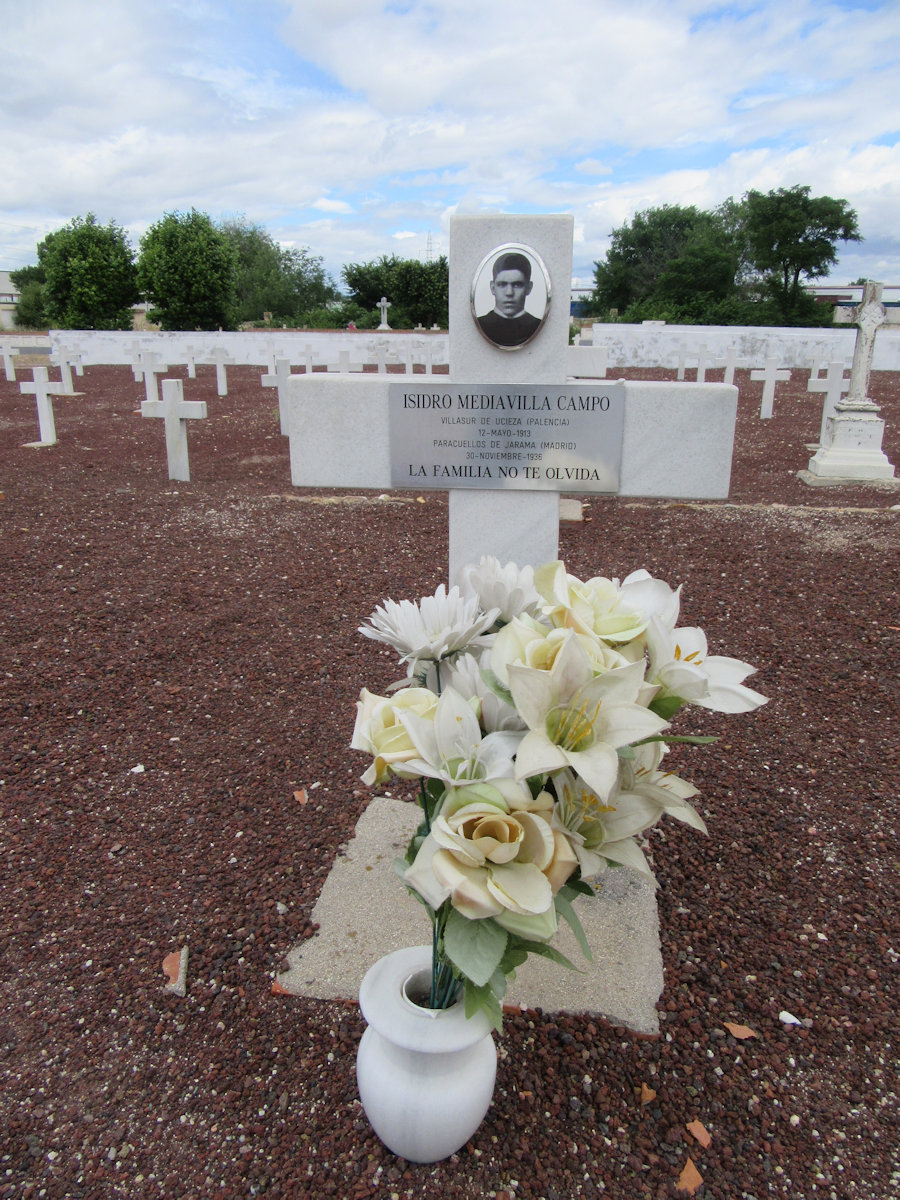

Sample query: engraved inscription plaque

[389,383,625,492]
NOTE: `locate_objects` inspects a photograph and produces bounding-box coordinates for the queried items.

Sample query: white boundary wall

[48,329,447,367]
[588,323,900,370]
[48,323,900,371]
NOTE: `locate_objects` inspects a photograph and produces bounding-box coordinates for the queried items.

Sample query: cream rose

[404,782,578,931]
[350,686,438,785]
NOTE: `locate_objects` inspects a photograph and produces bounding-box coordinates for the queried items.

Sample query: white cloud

[1,0,898,289]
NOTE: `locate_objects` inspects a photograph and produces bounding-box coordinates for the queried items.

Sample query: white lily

[508,632,668,801]
[534,561,649,644]
[397,684,522,786]
[456,556,540,625]
[612,742,707,833]
[359,583,499,676]
[491,617,629,688]
[645,618,768,713]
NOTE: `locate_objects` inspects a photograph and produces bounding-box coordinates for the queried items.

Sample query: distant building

[806,282,900,317]
[0,271,20,330]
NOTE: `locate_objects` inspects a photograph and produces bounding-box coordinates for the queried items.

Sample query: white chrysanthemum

[456,556,540,625]
[359,584,499,676]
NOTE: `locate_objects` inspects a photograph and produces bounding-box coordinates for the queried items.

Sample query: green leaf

[464,979,503,1032]
[554,891,593,963]
[443,909,508,987]
[513,937,581,973]
[477,666,514,709]
[499,943,529,976]
[559,876,595,900]
[648,694,686,720]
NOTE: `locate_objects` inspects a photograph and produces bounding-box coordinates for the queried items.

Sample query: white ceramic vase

[356,945,497,1163]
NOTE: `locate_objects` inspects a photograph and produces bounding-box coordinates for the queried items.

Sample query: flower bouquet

[351,558,767,1030]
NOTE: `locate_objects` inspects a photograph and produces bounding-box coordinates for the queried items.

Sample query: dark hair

[492,252,531,281]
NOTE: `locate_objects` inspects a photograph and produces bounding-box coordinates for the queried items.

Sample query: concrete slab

[277,798,664,1035]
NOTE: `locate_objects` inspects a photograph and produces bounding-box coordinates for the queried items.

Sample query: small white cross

[808,362,851,446]
[141,378,208,481]
[204,346,235,396]
[718,346,749,386]
[261,357,298,435]
[19,367,79,446]
[377,296,392,330]
[750,357,791,419]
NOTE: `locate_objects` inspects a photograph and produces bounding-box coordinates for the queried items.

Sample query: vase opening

[402,967,438,1010]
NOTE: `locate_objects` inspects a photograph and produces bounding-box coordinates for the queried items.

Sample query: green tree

[341,255,448,328]
[592,205,721,313]
[138,209,238,330]
[33,214,138,329]
[220,218,337,323]
[10,265,47,328]
[743,185,861,320]
[14,282,47,329]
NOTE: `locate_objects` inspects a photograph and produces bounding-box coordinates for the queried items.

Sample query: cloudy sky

[3,0,899,292]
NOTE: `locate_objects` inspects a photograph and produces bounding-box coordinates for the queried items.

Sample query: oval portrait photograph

[470,243,551,351]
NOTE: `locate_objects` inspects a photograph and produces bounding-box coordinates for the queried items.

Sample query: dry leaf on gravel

[686,1120,712,1148]
[723,1021,758,1039]
[676,1157,704,1194]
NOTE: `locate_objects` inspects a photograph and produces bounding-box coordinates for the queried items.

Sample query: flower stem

[429,901,459,1009]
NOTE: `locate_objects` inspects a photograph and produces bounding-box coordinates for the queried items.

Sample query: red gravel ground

[1,358,898,1199]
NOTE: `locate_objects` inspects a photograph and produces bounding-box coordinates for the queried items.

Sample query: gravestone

[808,362,850,448]
[805,282,896,481]
[377,297,392,330]
[280,214,740,1032]
[261,357,299,435]
[325,349,363,374]
[1,339,19,382]
[697,344,716,383]
[141,378,207,481]
[567,344,608,379]
[718,346,749,386]
[136,351,169,407]
[205,347,234,396]
[287,214,738,583]
[750,357,791,419]
[50,349,84,395]
[19,367,80,447]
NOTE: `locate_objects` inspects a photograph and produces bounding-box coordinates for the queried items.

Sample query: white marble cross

[134,351,169,406]
[19,367,78,446]
[847,280,886,403]
[750,357,791,419]
[203,346,234,396]
[141,378,208,481]
[694,344,714,383]
[50,350,84,395]
[287,215,740,582]
[377,297,392,330]
[1,339,19,382]
[808,362,851,447]
[567,345,608,379]
[718,346,749,386]
[325,349,364,374]
[261,357,299,435]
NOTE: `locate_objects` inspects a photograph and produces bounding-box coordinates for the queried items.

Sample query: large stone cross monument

[806,281,895,482]
[286,214,739,583]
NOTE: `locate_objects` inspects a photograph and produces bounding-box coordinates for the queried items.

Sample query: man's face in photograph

[490,267,533,318]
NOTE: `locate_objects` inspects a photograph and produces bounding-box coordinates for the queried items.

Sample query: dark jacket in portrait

[477,309,542,347]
